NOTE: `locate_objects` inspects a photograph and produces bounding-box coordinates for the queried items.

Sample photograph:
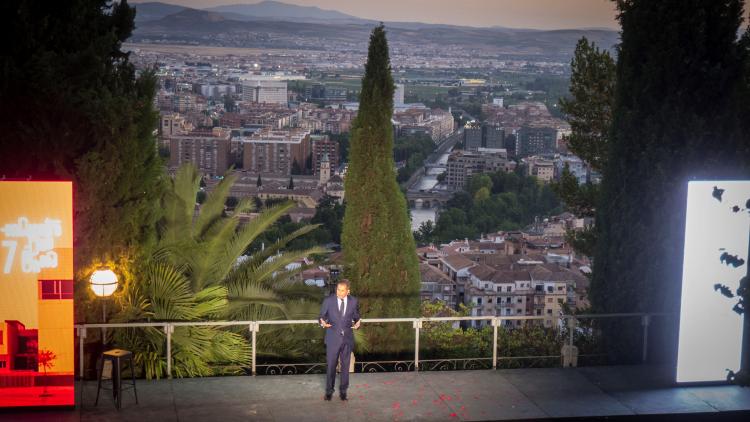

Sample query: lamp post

[89,268,118,344]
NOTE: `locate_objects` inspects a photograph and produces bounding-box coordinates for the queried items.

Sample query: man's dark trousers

[325,338,351,395]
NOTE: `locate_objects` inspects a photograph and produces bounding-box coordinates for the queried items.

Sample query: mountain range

[134,1,367,25]
[129,1,619,60]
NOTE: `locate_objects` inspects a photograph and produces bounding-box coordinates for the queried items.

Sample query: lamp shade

[89,268,118,297]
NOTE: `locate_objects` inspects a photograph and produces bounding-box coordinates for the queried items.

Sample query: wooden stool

[95,349,138,409]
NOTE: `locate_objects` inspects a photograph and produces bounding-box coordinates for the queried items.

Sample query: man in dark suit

[319,279,361,401]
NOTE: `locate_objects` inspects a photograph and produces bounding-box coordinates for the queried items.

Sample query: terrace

[5,314,750,421]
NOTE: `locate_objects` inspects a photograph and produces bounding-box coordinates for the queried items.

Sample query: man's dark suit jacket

[319,294,360,348]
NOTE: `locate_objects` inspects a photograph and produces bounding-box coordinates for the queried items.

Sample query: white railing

[74,313,673,379]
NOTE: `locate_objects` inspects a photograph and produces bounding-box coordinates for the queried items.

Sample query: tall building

[554,155,587,184]
[525,156,555,183]
[464,121,482,150]
[241,80,288,105]
[159,112,193,149]
[393,108,455,142]
[446,150,515,190]
[504,133,517,157]
[516,126,557,158]
[169,128,232,177]
[242,128,311,175]
[305,83,346,102]
[160,113,188,138]
[464,122,505,150]
[430,109,455,141]
[311,135,340,176]
[483,124,505,149]
[192,83,236,99]
[172,93,202,113]
[394,83,405,105]
[323,86,347,101]
[305,83,324,100]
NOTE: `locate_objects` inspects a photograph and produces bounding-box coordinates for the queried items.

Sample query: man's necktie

[339,299,345,336]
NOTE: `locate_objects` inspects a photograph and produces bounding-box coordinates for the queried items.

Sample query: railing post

[567,316,576,350]
[641,314,651,363]
[165,324,173,379]
[250,322,258,376]
[413,319,422,372]
[492,318,499,370]
[78,326,87,379]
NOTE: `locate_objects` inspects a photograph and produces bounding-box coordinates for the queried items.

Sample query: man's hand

[320,318,332,328]
[352,320,361,330]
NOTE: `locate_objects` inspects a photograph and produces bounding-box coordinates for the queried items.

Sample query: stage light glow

[89,268,118,297]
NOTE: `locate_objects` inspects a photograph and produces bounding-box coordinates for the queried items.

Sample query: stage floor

[4,365,750,421]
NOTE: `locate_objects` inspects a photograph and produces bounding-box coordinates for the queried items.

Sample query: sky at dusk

[131,0,620,30]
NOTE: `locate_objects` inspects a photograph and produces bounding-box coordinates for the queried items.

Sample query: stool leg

[115,357,122,410]
[111,359,117,406]
[94,358,104,407]
[129,356,138,404]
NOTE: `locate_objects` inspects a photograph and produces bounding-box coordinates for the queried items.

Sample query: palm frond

[172,326,251,377]
[163,165,200,241]
[249,224,323,265]
[194,170,239,237]
[257,247,329,289]
[226,282,287,320]
[222,201,296,263]
[232,197,255,215]
[193,285,229,318]
[274,283,324,301]
[147,261,199,321]
[113,283,153,322]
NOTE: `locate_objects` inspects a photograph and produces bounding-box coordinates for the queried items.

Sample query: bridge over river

[406,189,453,209]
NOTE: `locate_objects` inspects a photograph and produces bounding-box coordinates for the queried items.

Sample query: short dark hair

[336,279,350,289]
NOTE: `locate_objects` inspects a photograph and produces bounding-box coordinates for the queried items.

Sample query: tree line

[416,170,562,245]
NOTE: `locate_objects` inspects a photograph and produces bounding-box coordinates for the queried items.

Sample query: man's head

[336,279,350,299]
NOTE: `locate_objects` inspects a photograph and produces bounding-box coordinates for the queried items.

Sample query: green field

[405,85,453,101]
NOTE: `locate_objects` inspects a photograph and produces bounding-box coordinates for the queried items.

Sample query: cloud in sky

[131,0,620,30]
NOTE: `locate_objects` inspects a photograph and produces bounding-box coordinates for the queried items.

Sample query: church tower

[319,152,331,185]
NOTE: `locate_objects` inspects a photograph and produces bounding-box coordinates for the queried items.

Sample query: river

[409,151,450,232]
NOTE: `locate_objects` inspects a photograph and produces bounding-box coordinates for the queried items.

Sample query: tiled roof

[442,253,475,270]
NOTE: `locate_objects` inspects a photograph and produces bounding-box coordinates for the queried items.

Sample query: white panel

[677,181,750,383]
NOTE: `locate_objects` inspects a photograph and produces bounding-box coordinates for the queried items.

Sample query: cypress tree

[559,37,616,174]
[342,25,420,354]
[592,0,750,363]
[553,38,615,256]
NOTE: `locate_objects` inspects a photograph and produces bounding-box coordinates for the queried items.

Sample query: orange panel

[0,181,74,408]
